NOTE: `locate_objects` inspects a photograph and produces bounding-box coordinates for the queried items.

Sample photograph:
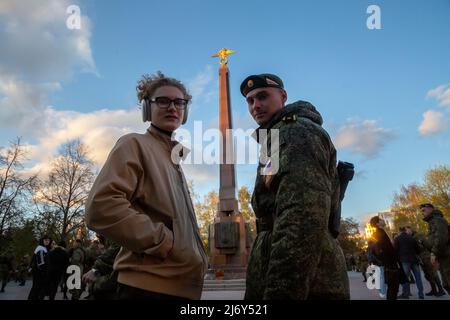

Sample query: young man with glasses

[86,72,207,300]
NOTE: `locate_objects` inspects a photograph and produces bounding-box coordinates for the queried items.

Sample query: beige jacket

[85,126,208,299]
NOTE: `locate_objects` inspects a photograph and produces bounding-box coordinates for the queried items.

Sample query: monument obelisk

[208,48,248,279]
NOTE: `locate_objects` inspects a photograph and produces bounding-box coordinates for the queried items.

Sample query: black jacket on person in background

[393,232,420,264]
[48,246,70,279]
[372,228,398,267]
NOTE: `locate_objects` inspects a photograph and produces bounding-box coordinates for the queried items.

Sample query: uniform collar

[423,209,443,222]
[251,100,323,144]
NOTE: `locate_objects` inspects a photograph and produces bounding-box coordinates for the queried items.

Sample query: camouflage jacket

[413,233,432,262]
[92,243,120,299]
[93,243,120,276]
[70,247,85,272]
[246,101,349,300]
[423,210,450,258]
[0,248,14,275]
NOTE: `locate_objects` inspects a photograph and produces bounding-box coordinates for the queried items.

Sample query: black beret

[240,73,284,96]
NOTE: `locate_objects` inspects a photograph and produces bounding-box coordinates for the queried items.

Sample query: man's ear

[281,89,287,104]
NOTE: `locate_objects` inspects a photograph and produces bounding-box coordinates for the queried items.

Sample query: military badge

[265,77,279,86]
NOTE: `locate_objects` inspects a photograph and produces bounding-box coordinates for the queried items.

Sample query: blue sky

[0,0,449,224]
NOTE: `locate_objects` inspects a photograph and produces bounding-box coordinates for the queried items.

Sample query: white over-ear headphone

[141,98,189,124]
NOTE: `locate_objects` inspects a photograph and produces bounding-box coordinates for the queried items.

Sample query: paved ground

[0,272,448,300]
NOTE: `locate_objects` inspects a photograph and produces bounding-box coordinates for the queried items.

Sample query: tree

[391,165,450,234]
[338,217,365,256]
[192,186,257,253]
[391,183,428,234]
[238,185,256,237]
[34,140,94,241]
[422,164,449,218]
[10,219,38,260]
[0,138,37,236]
[195,191,219,254]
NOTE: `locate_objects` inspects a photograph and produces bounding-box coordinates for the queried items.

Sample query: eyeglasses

[149,96,188,110]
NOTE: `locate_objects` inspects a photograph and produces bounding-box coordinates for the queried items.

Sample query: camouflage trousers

[421,260,442,289]
[438,256,450,294]
[245,230,350,300]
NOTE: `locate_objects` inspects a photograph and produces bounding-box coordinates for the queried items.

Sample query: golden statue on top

[212,48,236,66]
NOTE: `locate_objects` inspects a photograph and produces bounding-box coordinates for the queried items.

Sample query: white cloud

[19,106,148,177]
[187,65,217,107]
[0,2,223,186]
[0,76,61,132]
[426,84,450,109]
[334,119,394,158]
[0,0,96,81]
[418,110,450,136]
[0,0,97,135]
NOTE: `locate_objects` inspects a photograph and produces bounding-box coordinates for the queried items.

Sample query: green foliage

[338,217,365,256]
[10,220,37,260]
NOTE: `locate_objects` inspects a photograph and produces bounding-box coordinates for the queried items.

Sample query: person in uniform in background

[358,250,369,282]
[421,203,450,294]
[411,227,446,296]
[0,242,14,293]
[69,239,85,300]
[82,241,121,300]
[16,254,30,286]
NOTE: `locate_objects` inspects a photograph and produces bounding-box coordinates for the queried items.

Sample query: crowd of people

[1,70,448,301]
[0,234,117,300]
[362,203,449,300]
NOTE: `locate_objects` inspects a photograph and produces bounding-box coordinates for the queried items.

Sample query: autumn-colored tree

[392,184,428,234]
[192,185,257,253]
[194,190,219,254]
[422,164,449,218]
[238,185,256,239]
[391,165,449,234]
[338,217,365,256]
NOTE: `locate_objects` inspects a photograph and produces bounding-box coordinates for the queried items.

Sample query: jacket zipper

[174,164,208,274]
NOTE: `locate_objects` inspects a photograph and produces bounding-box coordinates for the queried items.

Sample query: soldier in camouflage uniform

[69,239,85,300]
[82,242,120,300]
[411,228,446,296]
[358,250,369,282]
[0,245,14,292]
[83,240,104,299]
[420,203,450,294]
[240,74,349,300]
[16,255,30,286]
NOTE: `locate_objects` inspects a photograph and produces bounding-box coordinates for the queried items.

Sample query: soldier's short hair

[419,203,434,209]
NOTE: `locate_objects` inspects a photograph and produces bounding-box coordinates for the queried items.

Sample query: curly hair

[136,71,192,102]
